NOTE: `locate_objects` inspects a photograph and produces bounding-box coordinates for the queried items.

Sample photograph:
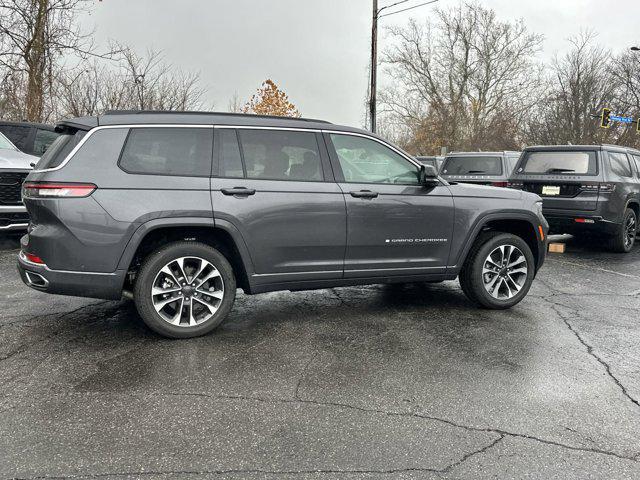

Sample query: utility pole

[369,0,378,133]
[368,0,439,134]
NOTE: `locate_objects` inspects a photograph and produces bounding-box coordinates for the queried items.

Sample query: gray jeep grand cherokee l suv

[509,145,640,253]
[18,111,547,338]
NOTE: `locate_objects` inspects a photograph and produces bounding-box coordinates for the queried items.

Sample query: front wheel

[133,241,236,339]
[459,232,535,309]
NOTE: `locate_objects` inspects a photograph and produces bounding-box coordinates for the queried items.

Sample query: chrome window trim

[32,123,419,173]
[32,124,214,173]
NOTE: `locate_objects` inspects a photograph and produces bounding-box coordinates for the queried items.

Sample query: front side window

[330,134,419,185]
[608,152,632,178]
[119,127,213,176]
[519,151,597,175]
[33,129,60,156]
[442,156,502,175]
[238,129,323,181]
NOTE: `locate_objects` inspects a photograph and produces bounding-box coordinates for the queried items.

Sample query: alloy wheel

[482,244,528,300]
[151,256,224,327]
[624,214,636,249]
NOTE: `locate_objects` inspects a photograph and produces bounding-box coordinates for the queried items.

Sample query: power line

[379,0,439,18]
[377,0,411,15]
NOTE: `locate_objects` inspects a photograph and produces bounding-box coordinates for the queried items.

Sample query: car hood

[0,149,37,170]
[446,182,523,200]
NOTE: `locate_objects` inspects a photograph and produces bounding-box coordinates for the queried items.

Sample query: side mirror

[419,164,439,186]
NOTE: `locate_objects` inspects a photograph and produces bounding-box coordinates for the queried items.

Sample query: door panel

[211,178,346,281]
[340,182,454,277]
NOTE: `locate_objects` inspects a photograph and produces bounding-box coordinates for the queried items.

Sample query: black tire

[459,232,535,309]
[133,241,236,339]
[609,208,636,253]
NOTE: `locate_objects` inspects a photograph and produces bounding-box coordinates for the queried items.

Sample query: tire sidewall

[134,242,236,339]
[619,209,636,253]
[470,233,535,309]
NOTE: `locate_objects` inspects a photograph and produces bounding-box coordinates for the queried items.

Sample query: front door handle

[221,187,256,196]
[350,190,378,199]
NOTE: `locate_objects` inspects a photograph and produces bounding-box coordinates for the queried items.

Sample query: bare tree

[54,47,207,117]
[0,0,115,121]
[227,91,242,113]
[525,32,620,146]
[380,2,544,154]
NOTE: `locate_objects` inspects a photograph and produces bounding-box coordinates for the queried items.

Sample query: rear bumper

[543,209,618,235]
[17,250,126,300]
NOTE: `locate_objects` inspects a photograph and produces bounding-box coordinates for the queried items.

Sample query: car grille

[522,182,582,197]
[0,212,29,227]
[0,171,28,205]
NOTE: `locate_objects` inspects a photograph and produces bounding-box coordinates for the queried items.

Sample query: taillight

[599,183,616,193]
[580,183,599,191]
[507,181,523,189]
[24,252,45,264]
[491,181,509,188]
[23,182,97,198]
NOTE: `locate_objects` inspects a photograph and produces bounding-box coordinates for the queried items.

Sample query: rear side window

[119,127,213,176]
[442,156,502,175]
[35,130,86,170]
[238,129,323,181]
[608,152,632,178]
[0,125,30,151]
[519,151,597,175]
[33,129,60,156]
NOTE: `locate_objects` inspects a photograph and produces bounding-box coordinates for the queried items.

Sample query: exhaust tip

[25,271,49,288]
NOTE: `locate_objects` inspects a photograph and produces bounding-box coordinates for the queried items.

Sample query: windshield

[0,132,17,151]
[442,156,502,175]
[519,151,597,175]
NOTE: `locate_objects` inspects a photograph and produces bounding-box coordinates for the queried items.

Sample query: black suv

[17,111,547,338]
[0,121,59,156]
[509,145,640,252]
[440,151,520,187]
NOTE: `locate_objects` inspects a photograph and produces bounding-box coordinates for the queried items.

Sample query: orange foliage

[242,79,300,117]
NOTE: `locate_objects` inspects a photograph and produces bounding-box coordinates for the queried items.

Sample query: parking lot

[1,234,640,479]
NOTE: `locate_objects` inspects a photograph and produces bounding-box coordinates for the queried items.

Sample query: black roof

[58,110,368,135]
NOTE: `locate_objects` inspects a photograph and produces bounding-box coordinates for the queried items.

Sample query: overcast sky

[82,0,640,127]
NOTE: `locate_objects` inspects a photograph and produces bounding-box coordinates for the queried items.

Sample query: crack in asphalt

[12,436,506,479]
[534,277,640,412]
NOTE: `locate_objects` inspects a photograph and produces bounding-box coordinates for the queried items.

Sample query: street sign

[610,114,634,124]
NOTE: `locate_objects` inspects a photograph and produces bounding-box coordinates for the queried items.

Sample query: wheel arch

[118,218,254,293]
[452,211,543,274]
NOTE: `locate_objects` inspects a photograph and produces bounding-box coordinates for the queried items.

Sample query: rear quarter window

[119,127,213,177]
[442,156,502,175]
[35,130,86,170]
[608,152,632,178]
[519,151,597,175]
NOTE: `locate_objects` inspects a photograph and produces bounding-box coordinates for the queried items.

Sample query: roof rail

[102,110,332,124]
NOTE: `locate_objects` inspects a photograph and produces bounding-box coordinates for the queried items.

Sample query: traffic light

[637,118,640,133]
[601,108,611,129]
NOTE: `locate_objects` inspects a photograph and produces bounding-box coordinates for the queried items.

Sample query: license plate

[542,185,560,196]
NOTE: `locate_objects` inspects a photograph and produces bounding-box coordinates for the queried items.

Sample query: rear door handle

[221,187,256,196]
[350,190,378,199]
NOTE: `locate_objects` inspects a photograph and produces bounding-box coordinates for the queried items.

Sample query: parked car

[509,144,640,253]
[440,151,520,187]
[18,111,547,338]
[416,155,444,172]
[0,121,60,157]
[0,132,37,232]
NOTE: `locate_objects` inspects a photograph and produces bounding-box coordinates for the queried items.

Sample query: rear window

[0,125,30,151]
[34,130,86,170]
[519,151,597,175]
[119,127,213,177]
[441,156,502,175]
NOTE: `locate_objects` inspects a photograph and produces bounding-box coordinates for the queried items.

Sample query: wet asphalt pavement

[1,234,640,479]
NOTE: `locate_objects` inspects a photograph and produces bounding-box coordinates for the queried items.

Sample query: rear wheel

[609,208,636,253]
[133,241,236,338]
[459,232,535,309]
